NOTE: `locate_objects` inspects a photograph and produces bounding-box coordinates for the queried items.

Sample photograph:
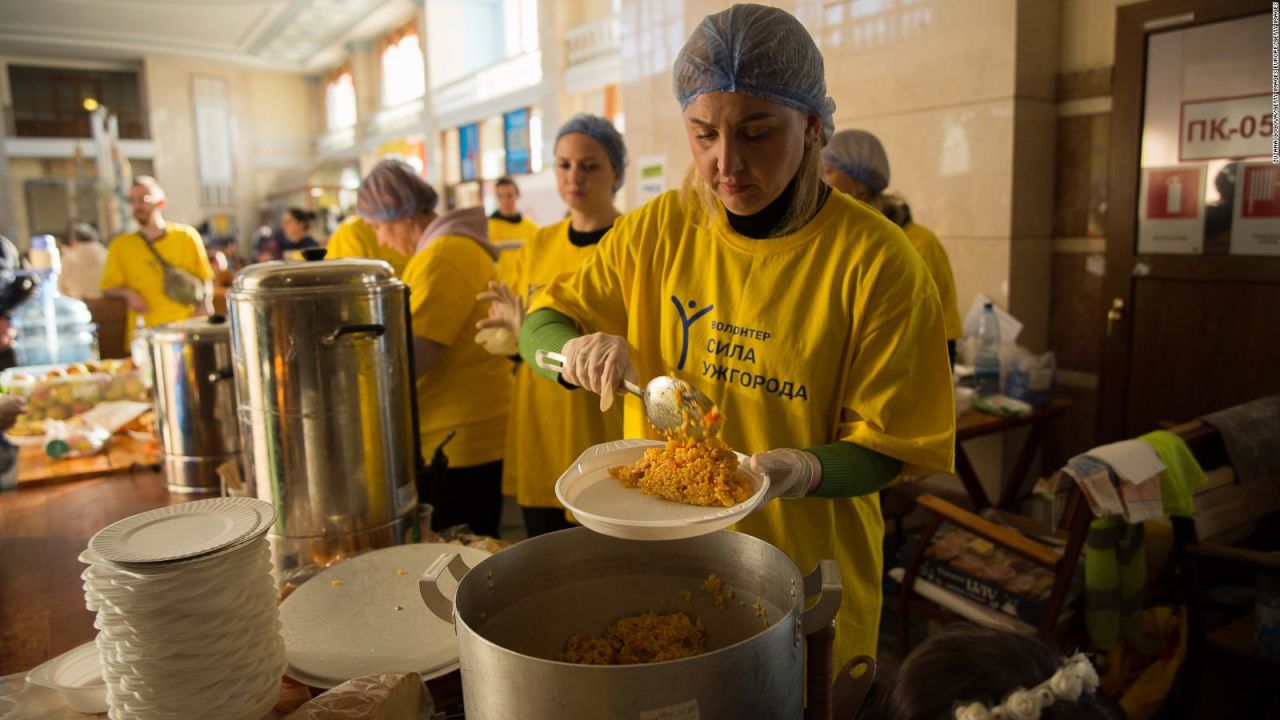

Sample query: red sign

[1145,168,1200,219]
[1241,165,1280,218]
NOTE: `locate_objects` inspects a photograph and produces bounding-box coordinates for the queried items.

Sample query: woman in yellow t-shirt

[357,160,512,538]
[821,129,964,363]
[518,5,955,672]
[476,115,627,537]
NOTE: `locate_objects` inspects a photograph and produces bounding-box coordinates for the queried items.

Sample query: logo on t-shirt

[671,294,714,370]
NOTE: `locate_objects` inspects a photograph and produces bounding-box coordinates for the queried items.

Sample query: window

[502,0,539,56]
[380,25,426,108]
[325,69,357,130]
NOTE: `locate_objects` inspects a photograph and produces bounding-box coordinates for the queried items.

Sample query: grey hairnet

[822,129,891,195]
[555,114,628,192]
[673,4,836,143]
[356,159,438,222]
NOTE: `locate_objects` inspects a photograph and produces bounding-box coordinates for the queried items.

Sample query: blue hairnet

[822,130,890,195]
[356,159,438,222]
[673,4,836,143]
[555,114,628,192]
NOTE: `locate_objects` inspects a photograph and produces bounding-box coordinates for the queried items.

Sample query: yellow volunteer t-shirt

[326,216,411,278]
[534,189,955,670]
[100,223,214,344]
[488,215,539,287]
[405,234,512,468]
[502,219,623,507]
[904,221,963,341]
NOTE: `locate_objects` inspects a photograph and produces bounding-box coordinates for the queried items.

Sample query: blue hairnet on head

[555,114,628,192]
[673,4,836,143]
[822,130,891,195]
[356,159,438,222]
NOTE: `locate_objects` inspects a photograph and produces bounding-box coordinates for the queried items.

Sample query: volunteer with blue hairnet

[823,129,963,363]
[476,114,627,537]
[357,159,511,538]
[518,4,955,670]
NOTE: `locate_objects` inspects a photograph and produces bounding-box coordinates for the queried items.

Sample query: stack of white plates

[80,497,283,720]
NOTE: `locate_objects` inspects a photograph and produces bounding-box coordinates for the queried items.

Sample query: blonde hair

[680,137,825,239]
[132,175,166,202]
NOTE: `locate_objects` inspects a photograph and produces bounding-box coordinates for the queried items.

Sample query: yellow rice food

[557,611,706,665]
[608,435,752,507]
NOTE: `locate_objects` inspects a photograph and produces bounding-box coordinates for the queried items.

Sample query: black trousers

[521,505,575,538]
[424,460,504,539]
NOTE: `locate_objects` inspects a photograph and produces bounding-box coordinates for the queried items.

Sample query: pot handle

[323,323,386,346]
[419,551,472,624]
[802,559,841,635]
[206,368,235,384]
[802,560,841,720]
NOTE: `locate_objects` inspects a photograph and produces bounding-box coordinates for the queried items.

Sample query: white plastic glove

[750,448,823,503]
[474,281,524,356]
[560,332,637,412]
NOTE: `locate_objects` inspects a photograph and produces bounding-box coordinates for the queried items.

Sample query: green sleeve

[519,308,582,382]
[806,440,903,498]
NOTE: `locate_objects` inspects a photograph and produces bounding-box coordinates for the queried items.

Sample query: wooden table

[0,470,179,676]
[13,435,160,488]
[953,396,1071,511]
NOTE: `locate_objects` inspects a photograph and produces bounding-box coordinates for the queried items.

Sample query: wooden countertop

[0,470,181,675]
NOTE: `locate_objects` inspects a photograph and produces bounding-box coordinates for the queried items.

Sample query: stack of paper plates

[81,497,283,720]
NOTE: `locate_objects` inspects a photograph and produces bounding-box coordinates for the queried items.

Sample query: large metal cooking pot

[228,258,419,588]
[146,314,239,494]
[420,527,842,719]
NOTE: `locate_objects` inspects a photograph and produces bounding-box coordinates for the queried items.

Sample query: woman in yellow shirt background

[357,160,511,538]
[519,4,955,673]
[822,129,964,363]
[477,114,628,537]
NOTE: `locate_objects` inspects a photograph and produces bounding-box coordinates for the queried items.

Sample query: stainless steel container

[146,315,240,494]
[228,259,418,589]
[420,528,843,719]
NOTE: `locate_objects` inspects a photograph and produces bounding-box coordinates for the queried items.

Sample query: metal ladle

[535,350,721,437]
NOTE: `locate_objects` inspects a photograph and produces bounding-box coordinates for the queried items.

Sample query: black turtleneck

[490,211,524,224]
[568,224,611,247]
[725,176,830,239]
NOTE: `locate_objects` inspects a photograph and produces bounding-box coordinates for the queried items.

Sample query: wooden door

[1098,0,1280,441]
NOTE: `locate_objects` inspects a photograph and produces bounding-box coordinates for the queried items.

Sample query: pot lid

[231,258,399,295]
[146,314,231,344]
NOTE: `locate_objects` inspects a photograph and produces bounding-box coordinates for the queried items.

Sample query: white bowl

[25,641,109,714]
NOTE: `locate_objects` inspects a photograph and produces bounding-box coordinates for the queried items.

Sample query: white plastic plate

[3,433,46,447]
[279,543,492,689]
[556,439,769,541]
[89,497,264,564]
[25,641,108,714]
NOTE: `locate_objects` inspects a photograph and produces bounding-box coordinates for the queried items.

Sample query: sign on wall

[637,156,666,203]
[459,123,479,182]
[1230,162,1280,256]
[1179,94,1273,161]
[503,108,531,175]
[1137,165,1206,254]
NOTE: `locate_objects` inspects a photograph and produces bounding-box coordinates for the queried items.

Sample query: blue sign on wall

[504,108,531,175]
[459,123,479,182]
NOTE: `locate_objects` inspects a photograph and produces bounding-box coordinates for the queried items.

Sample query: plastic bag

[44,419,110,459]
[1005,347,1056,408]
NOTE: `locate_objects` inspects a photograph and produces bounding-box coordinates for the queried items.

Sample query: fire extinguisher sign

[1138,165,1206,255]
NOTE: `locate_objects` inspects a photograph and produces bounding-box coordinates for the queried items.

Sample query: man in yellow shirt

[100,176,213,344]
[486,176,539,286]
[324,215,410,278]
[821,129,964,362]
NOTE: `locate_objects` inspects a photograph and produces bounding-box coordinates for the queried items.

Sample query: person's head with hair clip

[880,624,1114,720]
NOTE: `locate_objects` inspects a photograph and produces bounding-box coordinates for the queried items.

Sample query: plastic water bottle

[974,302,1001,396]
